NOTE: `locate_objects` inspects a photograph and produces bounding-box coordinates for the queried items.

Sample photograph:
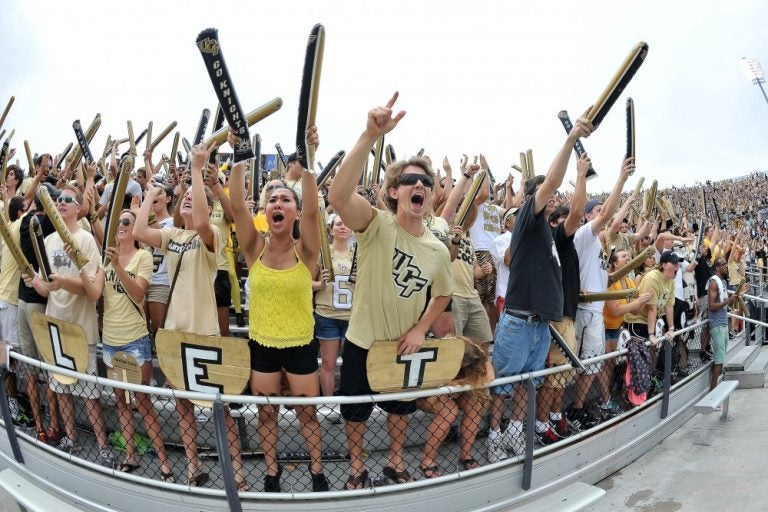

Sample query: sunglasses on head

[119,218,133,226]
[56,196,78,205]
[398,173,434,188]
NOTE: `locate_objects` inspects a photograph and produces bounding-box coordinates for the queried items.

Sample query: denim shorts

[492,313,550,395]
[314,313,349,341]
[102,335,153,367]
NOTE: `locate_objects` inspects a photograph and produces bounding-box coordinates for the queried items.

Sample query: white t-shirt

[467,203,502,251]
[490,231,512,300]
[99,179,143,206]
[574,221,608,312]
[674,260,689,300]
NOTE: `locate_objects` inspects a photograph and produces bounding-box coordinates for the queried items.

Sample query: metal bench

[515,482,606,512]
[0,468,84,512]
[693,380,738,445]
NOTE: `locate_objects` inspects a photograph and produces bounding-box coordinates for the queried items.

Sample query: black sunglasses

[119,218,133,226]
[398,173,434,188]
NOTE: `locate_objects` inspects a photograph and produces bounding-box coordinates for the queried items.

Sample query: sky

[1,0,767,193]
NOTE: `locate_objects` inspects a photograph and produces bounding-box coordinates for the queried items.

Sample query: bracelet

[463,173,471,179]
[451,237,461,245]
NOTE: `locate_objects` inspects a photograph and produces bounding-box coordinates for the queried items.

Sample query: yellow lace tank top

[248,245,314,347]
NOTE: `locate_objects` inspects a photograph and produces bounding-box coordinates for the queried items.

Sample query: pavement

[586,386,768,512]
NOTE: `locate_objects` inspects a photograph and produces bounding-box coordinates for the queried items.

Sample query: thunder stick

[608,246,654,285]
[587,41,649,127]
[296,23,325,172]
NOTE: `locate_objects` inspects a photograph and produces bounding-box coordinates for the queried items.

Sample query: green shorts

[710,325,728,364]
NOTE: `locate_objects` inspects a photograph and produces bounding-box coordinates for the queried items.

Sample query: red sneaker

[36,430,48,443]
[46,428,63,445]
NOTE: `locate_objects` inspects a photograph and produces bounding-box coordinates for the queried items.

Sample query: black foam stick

[209,105,225,164]
[275,143,288,167]
[72,120,94,164]
[252,134,261,203]
[193,108,211,146]
[626,98,635,161]
[316,150,345,187]
[295,24,324,170]
[196,28,254,162]
[557,110,597,180]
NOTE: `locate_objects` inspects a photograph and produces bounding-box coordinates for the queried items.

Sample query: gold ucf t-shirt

[102,249,153,347]
[210,201,231,271]
[160,227,221,336]
[314,248,355,320]
[0,219,22,305]
[452,236,479,299]
[624,268,675,325]
[345,210,453,350]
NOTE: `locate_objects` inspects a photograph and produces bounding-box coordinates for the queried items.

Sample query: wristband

[463,172,471,179]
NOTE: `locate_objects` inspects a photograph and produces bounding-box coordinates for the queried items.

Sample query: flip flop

[118,461,140,473]
[460,458,480,470]
[344,469,369,490]
[419,465,442,479]
[382,466,414,484]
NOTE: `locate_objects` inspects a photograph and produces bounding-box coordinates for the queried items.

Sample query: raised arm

[563,153,590,236]
[298,126,321,267]
[134,185,164,249]
[227,158,262,267]
[190,141,217,252]
[591,157,633,235]
[328,92,405,231]
[534,113,594,214]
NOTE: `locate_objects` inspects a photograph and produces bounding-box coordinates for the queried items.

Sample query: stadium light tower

[741,57,768,106]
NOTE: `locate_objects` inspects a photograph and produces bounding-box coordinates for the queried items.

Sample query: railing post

[744,314,753,346]
[522,379,536,491]
[0,367,24,464]
[212,396,242,512]
[660,339,672,419]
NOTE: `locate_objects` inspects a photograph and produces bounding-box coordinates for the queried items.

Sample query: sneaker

[99,446,116,468]
[8,398,19,420]
[57,436,76,453]
[599,400,623,416]
[485,433,508,463]
[36,430,48,443]
[537,427,560,446]
[46,428,63,445]
[554,415,570,438]
[501,423,525,455]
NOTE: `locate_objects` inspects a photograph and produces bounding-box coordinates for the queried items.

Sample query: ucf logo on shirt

[392,248,428,299]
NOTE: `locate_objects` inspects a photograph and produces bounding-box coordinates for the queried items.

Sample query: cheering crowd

[0,93,762,492]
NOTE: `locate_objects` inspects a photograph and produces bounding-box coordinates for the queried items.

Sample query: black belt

[504,308,542,323]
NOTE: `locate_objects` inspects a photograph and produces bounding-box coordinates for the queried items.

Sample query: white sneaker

[485,433,508,463]
[7,398,19,420]
[502,423,525,455]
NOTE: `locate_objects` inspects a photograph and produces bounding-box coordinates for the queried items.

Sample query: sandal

[344,469,369,490]
[160,470,175,483]
[235,477,250,492]
[186,471,209,487]
[382,466,414,484]
[460,458,480,470]
[119,461,140,473]
[311,471,330,492]
[419,465,442,479]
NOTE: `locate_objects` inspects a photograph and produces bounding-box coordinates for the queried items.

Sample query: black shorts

[338,341,417,422]
[248,340,319,375]
[214,270,232,308]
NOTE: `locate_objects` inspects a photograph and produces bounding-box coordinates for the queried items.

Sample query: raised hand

[365,92,406,139]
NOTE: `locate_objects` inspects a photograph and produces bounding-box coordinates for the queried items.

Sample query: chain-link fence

[0,319,712,496]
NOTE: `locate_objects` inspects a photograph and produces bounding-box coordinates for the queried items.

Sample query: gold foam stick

[371,135,384,186]
[127,121,136,156]
[579,288,639,302]
[663,197,678,225]
[145,121,153,153]
[24,140,35,176]
[35,187,89,269]
[655,197,667,220]
[296,24,325,172]
[455,170,487,228]
[0,96,14,133]
[102,156,134,261]
[608,246,654,285]
[587,42,649,127]
[526,149,534,177]
[69,114,101,167]
[632,176,645,198]
[318,206,334,283]
[643,179,657,219]
[5,129,15,143]
[203,98,283,148]
[0,129,5,141]
[519,152,529,180]
[0,209,35,279]
[736,295,750,318]
[149,121,177,152]
[97,136,113,176]
[0,142,8,185]
[168,132,180,175]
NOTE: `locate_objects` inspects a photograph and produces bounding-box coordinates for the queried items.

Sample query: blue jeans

[102,335,153,367]
[492,313,550,395]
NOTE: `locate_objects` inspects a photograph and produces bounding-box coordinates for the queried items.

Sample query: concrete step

[724,344,761,372]
[725,346,768,388]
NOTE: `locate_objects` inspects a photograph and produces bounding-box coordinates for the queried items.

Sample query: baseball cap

[584,199,602,215]
[286,152,298,164]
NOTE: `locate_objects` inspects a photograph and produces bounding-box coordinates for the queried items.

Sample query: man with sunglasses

[29,183,113,467]
[488,113,594,461]
[328,93,453,487]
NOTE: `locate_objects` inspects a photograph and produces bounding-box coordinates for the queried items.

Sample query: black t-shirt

[17,211,55,304]
[553,222,579,320]
[694,252,714,298]
[504,198,563,321]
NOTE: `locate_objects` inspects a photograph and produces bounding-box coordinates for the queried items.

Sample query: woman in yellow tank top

[227,129,328,492]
